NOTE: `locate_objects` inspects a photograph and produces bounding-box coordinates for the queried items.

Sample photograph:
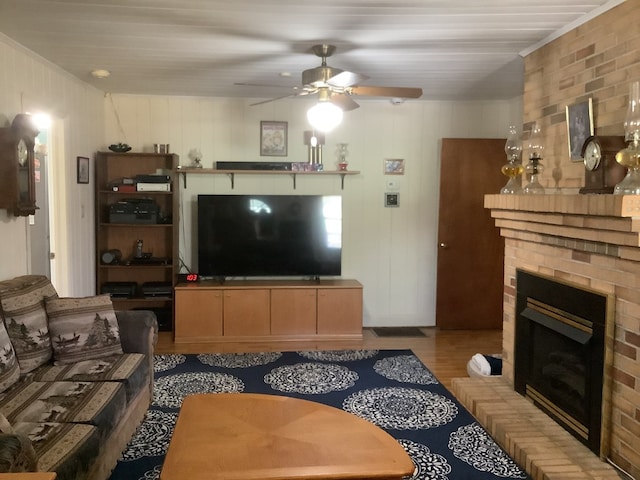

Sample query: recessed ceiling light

[279,72,291,77]
[91,69,111,79]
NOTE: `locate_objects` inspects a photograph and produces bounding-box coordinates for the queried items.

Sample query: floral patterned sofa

[0,275,157,480]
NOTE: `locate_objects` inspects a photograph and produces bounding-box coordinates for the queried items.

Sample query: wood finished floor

[156,327,503,389]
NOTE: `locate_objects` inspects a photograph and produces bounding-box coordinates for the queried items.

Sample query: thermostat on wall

[385,192,400,208]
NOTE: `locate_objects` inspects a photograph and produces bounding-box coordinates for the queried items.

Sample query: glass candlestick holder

[614,81,640,194]
[500,159,524,194]
[523,123,545,194]
[613,134,640,194]
[523,156,545,194]
[500,125,523,194]
[336,143,349,171]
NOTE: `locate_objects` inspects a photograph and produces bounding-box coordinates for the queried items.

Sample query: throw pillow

[0,275,58,374]
[0,320,20,393]
[46,294,123,365]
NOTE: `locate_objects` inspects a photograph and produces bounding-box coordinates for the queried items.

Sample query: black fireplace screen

[514,270,608,455]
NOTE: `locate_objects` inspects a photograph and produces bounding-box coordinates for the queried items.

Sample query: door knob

[439,243,448,248]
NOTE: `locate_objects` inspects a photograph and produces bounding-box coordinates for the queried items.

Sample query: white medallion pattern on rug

[448,423,528,478]
[298,349,379,362]
[374,355,439,385]
[153,354,186,373]
[399,439,451,480]
[121,409,178,461]
[153,372,244,408]
[138,464,161,480]
[197,352,282,368]
[342,387,458,430]
[264,362,359,394]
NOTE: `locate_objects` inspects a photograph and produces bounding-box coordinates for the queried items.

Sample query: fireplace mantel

[485,194,640,257]
[485,193,640,218]
[482,192,640,478]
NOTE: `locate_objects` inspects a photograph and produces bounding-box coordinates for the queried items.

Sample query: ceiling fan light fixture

[307,102,343,132]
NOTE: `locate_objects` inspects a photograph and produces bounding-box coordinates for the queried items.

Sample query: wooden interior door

[436,138,506,330]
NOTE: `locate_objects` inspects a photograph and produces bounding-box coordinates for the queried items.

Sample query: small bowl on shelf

[108,143,131,153]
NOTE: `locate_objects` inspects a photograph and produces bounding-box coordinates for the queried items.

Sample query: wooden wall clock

[0,114,39,216]
[579,135,627,194]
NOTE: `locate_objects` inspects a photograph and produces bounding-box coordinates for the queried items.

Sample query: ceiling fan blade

[250,93,298,106]
[349,85,423,99]
[236,82,300,90]
[330,94,360,111]
[327,71,369,88]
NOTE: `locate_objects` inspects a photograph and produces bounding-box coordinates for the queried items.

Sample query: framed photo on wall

[260,121,288,157]
[384,158,405,175]
[77,156,89,184]
[566,99,594,161]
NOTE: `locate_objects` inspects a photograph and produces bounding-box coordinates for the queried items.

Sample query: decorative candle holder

[614,81,640,195]
[523,123,545,194]
[336,143,349,171]
[500,125,523,194]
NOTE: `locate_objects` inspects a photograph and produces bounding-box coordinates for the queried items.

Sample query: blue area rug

[109,350,530,480]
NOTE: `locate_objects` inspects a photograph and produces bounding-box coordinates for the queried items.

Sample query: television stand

[174,279,363,343]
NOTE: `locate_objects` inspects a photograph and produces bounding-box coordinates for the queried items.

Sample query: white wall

[0,34,104,294]
[107,94,522,326]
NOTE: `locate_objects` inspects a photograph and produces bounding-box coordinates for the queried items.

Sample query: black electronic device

[197,194,342,277]
[141,281,173,298]
[134,174,171,183]
[177,273,200,283]
[101,282,137,298]
[215,161,292,171]
[109,198,159,224]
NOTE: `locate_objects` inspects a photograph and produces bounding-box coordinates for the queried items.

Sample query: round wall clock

[579,135,627,194]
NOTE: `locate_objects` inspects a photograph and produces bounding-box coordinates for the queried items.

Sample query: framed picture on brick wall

[566,98,594,161]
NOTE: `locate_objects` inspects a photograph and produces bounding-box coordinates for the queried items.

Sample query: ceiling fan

[239,44,423,110]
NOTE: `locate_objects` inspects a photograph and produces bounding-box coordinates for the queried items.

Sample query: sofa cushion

[0,380,127,441]
[0,320,20,393]
[45,294,123,365]
[11,421,100,480]
[0,275,57,374]
[29,353,148,402]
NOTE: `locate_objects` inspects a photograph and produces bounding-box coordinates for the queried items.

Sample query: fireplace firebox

[514,270,612,456]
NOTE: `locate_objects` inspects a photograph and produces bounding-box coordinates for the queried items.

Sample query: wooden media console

[174,279,363,343]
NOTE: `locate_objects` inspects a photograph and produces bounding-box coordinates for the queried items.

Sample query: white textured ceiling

[0,0,623,102]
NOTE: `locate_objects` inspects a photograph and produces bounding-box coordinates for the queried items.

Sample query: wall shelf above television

[175,168,359,190]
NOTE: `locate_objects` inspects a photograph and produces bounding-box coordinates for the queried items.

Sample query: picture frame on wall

[566,98,594,161]
[77,156,89,184]
[384,158,405,175]
[260,121,288,157]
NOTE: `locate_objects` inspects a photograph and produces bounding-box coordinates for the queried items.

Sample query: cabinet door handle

[439,242,448,249]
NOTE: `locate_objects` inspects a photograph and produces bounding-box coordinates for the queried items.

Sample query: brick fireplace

[456,194,640,479]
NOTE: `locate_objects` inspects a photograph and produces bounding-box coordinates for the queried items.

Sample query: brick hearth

[466,194,640,479]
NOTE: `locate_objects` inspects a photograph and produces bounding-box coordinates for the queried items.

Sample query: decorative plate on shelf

[108,143,131,152]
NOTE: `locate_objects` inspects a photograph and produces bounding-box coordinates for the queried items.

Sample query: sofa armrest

[115,310,158,356]
[0,433,37,472]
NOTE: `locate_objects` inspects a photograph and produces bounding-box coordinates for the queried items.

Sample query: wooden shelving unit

[95,151,179,331]
[176,167,360,189]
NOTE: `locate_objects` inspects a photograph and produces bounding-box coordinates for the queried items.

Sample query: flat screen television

[197,194,342,278]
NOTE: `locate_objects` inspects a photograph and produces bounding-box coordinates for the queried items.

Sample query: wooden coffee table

[161,393,415,480]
